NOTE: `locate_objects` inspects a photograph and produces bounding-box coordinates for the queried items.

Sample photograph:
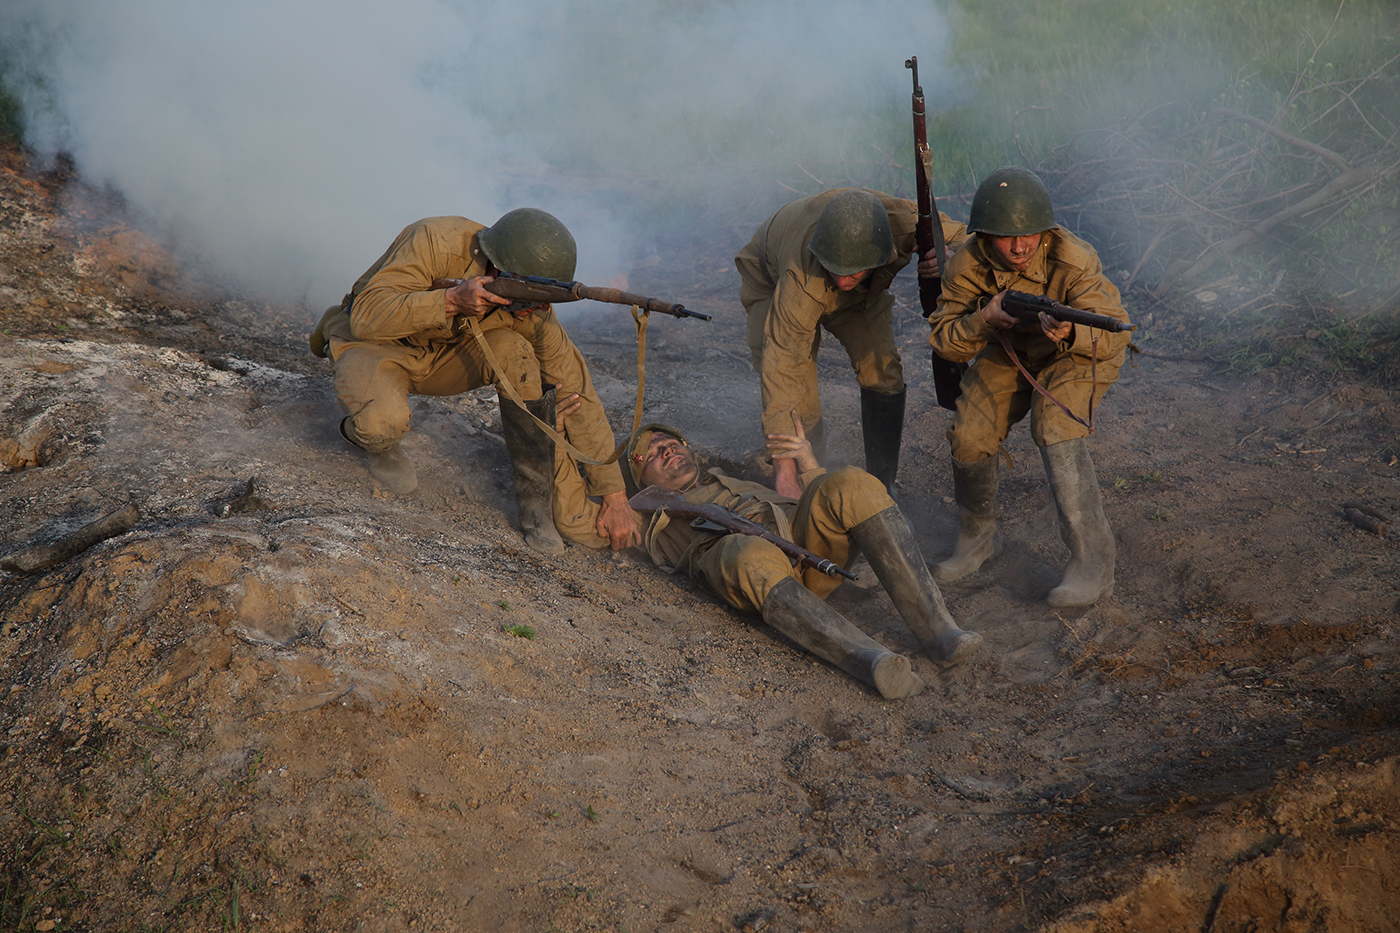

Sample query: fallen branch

[2,504,141,573]
[1207,108,1353,172]
[1341,501,1390,536]
[1163,163,1382,288]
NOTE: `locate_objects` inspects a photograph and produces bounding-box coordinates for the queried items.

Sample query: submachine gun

[1001,291,1136,334]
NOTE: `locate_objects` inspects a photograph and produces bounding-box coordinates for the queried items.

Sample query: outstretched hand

[552,387,641,550]
[767,410,818,496]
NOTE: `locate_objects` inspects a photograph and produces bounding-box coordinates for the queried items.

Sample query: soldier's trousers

[551,448,613,550]
[948,343,1120,463]
[329,329,542,453]
[691,467,894,613]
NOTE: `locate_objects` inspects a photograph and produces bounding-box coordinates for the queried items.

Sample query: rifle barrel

[443,274,709,321]
[573,284,712,321]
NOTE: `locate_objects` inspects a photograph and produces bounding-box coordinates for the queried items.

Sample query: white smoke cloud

[2,0,952,304]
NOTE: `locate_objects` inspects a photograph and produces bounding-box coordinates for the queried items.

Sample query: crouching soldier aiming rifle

[553,399,984,700]
[309,208,645,557]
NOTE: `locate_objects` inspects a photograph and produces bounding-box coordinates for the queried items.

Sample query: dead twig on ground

[2,504,141,573]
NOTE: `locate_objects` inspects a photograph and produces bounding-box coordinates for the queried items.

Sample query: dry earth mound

[2,143,1397,932]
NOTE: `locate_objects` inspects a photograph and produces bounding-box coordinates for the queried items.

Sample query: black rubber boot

[760,577,925,700]
[933,456,999,583]
[851,507,984,663]
[498,387,565,556]
[1041,439,1115,607]
[340,417,418,495]
[860,386,906,493]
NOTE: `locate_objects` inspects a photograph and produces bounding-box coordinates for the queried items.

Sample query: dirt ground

[1,142,1397,932]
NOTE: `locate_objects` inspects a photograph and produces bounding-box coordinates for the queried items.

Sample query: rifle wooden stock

[1001,290,1136,333]
[432,273,711,320]
[907,55,965,411]
[628,485,857,581]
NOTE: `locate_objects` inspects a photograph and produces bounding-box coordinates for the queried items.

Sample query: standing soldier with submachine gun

[927,166,1135,608]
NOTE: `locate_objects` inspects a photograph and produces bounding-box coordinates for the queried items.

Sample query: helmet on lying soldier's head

[807,189,894,276]
[967,167,1055,237]
[478,208,578,281]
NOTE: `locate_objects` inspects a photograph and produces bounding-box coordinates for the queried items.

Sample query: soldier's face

[985,233,1042,272]
[829,268,872,292]
[637,434,698,490]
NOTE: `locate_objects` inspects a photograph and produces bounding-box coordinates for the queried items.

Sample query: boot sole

[939,631,983,664]
[872,654,925,700]
[1047,582,1115,608]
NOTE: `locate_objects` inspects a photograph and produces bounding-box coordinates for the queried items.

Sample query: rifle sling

[465,308,649,466]
[990,328,1097,433]
[920,147,948,280]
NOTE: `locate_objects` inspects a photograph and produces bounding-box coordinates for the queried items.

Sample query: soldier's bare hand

[1039,311,1073,342]
[916,248,950,278]
[554,389,583,432]
[445,275,512,318]
[596,491,642,550]
[979,289,1018,329]
[767,410,819,474]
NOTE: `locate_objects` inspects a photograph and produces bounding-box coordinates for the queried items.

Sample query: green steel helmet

[477,207,577,280]
[806,189,894,276]
[968,167,1055,236]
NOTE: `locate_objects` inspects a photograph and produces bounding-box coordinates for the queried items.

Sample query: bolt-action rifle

[1001,291,1136,333]
[906,55,966,412]
[432,272,712,321]
[628,485,857,581]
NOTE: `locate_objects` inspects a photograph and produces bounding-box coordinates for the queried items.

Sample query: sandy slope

[2,144,1398,932]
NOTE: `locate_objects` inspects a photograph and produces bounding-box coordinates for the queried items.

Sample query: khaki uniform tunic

[735,188,969,442]
[323,216,625,498]
[554,461,893,612]
[928,228,1131,462]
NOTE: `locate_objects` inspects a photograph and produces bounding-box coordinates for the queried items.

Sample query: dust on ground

[1,142,1397,932]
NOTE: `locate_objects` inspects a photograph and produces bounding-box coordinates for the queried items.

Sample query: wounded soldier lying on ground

[552,395,983,700]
